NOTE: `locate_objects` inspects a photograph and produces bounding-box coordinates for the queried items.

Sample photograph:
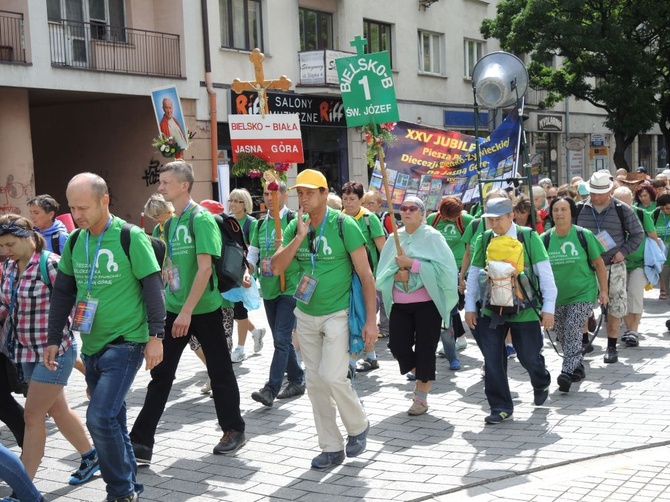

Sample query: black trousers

[130,309,245,448]
[0,354,25,447]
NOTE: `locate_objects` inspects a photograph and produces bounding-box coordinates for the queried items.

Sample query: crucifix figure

[231,48,292,116]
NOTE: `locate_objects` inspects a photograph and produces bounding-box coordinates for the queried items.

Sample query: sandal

[356,358,379,372]
[660,291,667,300]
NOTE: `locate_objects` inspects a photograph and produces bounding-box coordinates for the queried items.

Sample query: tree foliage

[481,0,666,171]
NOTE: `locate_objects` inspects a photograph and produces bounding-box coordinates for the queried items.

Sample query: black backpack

[50,230,68,255]
[165,205,248,293]
[69,223,166,270]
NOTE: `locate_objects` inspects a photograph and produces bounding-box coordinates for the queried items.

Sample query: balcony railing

[48,19,181,77]
[0,11,26,63]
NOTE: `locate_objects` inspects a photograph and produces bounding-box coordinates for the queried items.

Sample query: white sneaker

[252,328,266,353]
[455,336,467,351]
[200,378,211,394]
[230,347,246,363]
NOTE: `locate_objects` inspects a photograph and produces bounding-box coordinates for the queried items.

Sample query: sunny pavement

[1,288,669,501]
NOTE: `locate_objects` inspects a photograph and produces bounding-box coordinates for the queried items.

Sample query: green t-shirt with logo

[471,226,550,322]
[349,207,384,273]
[165,205,222,315]
[250,210,301,300]
[282,207,366,316]
[542,226,604,305]
[626,210,655,271]
[653,210,670,265]
[59,217,160,356]
[427,211,473,268]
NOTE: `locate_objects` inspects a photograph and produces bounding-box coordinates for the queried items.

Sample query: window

[418,31,442,74]
[363,19,392,66]
[219,0,263,51]
[46,0,126,41]
[299,8,333,51]
[464,39,484,78]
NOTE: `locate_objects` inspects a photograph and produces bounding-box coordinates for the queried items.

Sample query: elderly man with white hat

[576,171,644,363]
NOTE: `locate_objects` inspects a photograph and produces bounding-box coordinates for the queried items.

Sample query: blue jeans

[0,444,45,502]
[472,315,551,414]
[264,295,304,396]
[82,342,144,501]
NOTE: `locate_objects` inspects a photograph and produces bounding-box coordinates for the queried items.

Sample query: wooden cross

[231,48,292,116]
[350,35,368,56]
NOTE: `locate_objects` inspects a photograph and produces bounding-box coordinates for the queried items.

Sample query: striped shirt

[0,252,72,363]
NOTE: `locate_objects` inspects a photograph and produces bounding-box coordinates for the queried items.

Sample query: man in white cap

[576,171,644,362]
[271,169,376,469]
[464,197,556,425]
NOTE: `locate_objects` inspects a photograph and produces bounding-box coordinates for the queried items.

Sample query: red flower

[249,169,262,178]
[267,181,279,191]
[275,163,290,173]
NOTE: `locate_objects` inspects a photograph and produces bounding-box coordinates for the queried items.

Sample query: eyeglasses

[400,205,420,212]
[228,199,243,204]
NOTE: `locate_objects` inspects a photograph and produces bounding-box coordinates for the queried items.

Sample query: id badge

[72,298,99,334]
[294,273,319,304]
[596,230,616,252]
[261,257,274,277]
[166,265,182,292]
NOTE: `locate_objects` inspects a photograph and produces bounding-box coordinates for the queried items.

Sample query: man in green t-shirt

[272,169,377,470]
[341,181,385,373]
[130,161,246,463]
[464,198,556,425]
[247,182,305,408]
[46,173,165,501]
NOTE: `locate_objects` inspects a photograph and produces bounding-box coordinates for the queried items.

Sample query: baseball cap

[290,169,328,190]
[587,171,614,194]
[637,166,648,174]
[200,199,225,214]
[481,198,513,218]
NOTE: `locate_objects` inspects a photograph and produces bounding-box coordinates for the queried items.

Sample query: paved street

[2,288,670,501]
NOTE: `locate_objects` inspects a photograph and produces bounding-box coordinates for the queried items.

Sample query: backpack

[69,223,166,272]
[542,226,595,272]
[165,205,248,293]
[50,231,68,255]
[241,215,256,245]
[480,227,541,315]
[38,250,53,294]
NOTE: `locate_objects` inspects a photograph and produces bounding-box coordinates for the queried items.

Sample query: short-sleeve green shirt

[542,226,604,305]
[58,217,160,355]
[165,205,222,315]
[427,211,473,268]
[626,211,655,271]
[250,210,301,300]
[282,207,366,316]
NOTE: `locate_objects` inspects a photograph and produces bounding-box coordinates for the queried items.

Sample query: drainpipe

[201,0,218,186]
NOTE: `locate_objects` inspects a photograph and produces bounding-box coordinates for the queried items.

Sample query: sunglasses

[400,205,420,212]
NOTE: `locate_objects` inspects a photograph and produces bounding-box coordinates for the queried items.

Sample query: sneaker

[623,331,639,347]
[345,422,369,457]
[310,450,345,469]
[534,386,550,405]
[69,451,99,485]
[110,493,139,502]
[506,344,517,359]
[449,359,461,371]
[251,387,274,407]
[406,372,417,381]
[407,399,429,416]
[557,373,572,393]
[455,336,467,351]
[213,430,246,455]
[277,382,306,399]
[356,358,379,372]
[485,411,512,424]
[200,378,211,394]
[132,443,152,466]
[252,328,266,353]
[230,347,246,363]
[604,347,618,363]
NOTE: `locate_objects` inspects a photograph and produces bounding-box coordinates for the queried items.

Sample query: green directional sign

[335,36,399,127]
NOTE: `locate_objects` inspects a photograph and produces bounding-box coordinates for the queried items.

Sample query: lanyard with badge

[259,215,275,277]
[590,206,617,251]
[71,217,112,334]
[294,215,327,304]
[165,201,192,292]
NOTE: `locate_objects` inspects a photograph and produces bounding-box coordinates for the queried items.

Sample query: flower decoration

[151,130,195,158]
[231,153,290,191]
[362,122,397,167]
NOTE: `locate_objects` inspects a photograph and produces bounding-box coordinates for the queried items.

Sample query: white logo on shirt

[315,236,332,255]
[96,249,119,272]
[560,242,578,256]
[176,224,192,244]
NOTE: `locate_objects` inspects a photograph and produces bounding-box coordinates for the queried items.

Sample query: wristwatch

[151,333,165,340]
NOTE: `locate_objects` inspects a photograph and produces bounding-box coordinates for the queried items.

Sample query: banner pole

[376,127,409,292]
[272,191,286,291]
